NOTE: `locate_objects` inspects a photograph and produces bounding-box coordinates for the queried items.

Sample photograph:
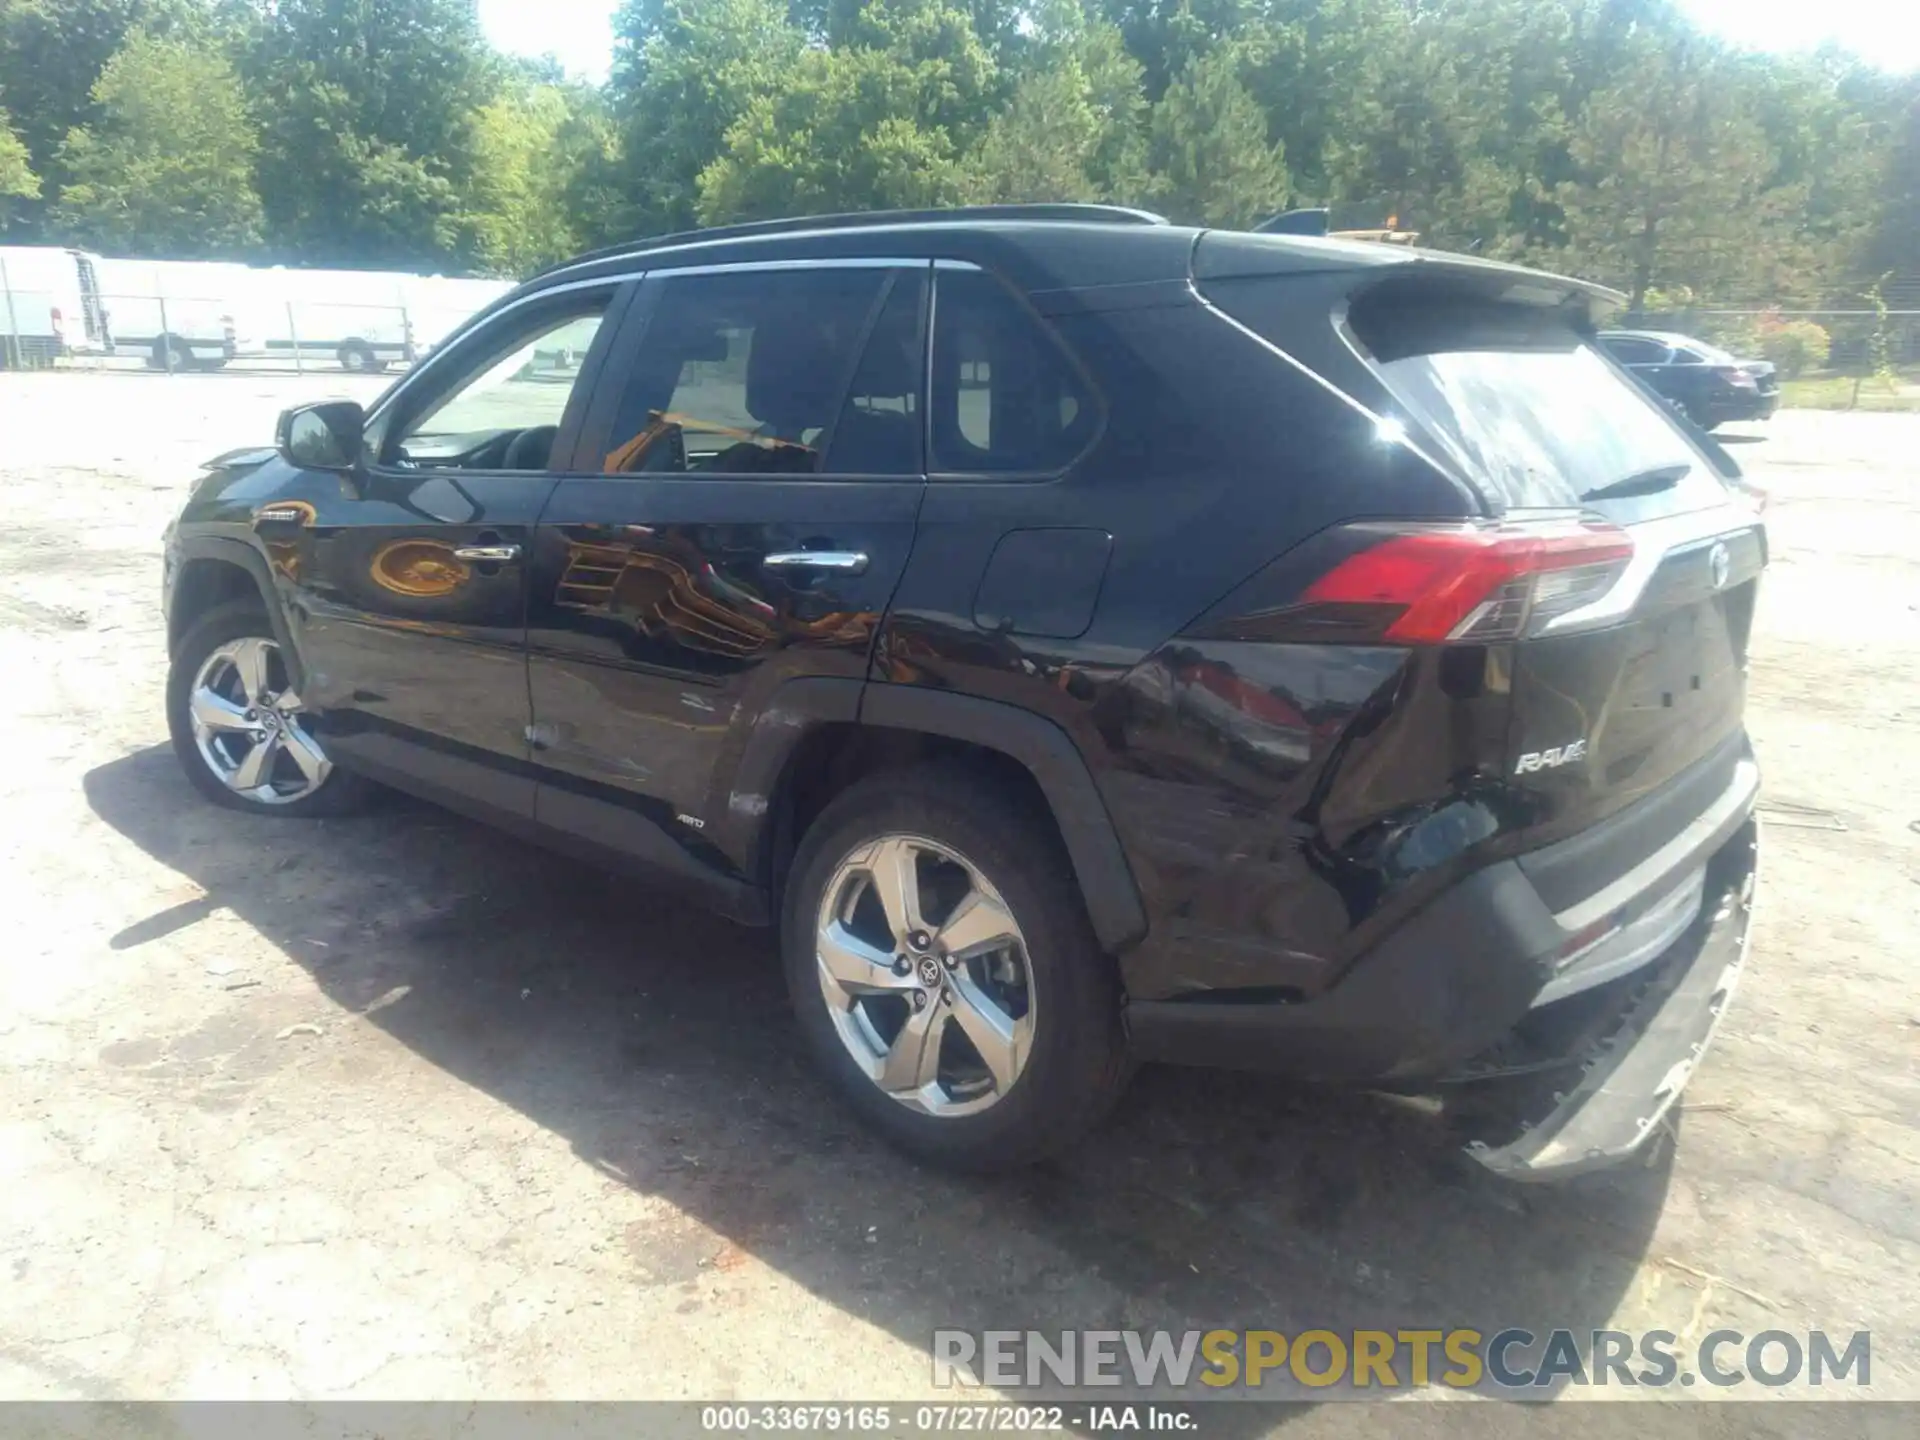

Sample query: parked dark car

[160,206,1764,1177]
[1599,329,1780,429]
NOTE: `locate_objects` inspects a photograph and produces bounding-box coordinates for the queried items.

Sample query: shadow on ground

[86,746,1678,1423]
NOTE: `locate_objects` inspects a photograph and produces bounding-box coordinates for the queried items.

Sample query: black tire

[150,334,192,372]
[166,599,372,818]
[781,763,1129,1170]
[336,339,384,373]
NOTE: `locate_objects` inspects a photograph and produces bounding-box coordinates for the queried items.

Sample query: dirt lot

[0,371,1916,1416]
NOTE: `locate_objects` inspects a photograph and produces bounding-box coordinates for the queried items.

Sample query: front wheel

[782,765,1129,1170]
[166,601,370,817]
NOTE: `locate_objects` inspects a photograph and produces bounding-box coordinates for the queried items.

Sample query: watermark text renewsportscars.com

[932,1328,1871,1391]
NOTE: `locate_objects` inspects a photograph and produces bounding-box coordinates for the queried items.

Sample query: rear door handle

[452,544,521,562]
[764,550,868,575]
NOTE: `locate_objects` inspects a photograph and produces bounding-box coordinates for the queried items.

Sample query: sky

[476,0,1920,85]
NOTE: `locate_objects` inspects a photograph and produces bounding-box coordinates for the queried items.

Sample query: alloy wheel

[814,834,1036,1117]
[187,636,332,805]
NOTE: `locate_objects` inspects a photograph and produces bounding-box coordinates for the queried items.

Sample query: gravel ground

[0,372,1915,1419]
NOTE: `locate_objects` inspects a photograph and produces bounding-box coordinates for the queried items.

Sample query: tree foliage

[1146,45,1287,227]
[0,105,36,215]
[243,0,495,268]
[0,0,1910,299]
[463,79,611,273]
[52,29,261,254]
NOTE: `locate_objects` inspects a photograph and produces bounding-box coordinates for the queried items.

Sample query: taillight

[1300,521,1634,643]
[1717,366,1757,390]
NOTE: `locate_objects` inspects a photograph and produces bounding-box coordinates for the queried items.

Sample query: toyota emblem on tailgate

[1708,541,1731,590]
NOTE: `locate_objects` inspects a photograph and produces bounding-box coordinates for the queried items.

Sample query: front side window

[385,296,610,472]
[930,268,1100,475]
[602,268,901,476]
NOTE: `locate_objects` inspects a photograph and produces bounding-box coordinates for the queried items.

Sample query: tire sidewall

[781,772,1123,1168]
[166,601,360,817]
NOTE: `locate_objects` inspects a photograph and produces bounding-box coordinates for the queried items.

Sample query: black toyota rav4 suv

[161,205,1762,1178]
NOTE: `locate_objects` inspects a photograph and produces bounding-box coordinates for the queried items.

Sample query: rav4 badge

[1515,739,1589,774]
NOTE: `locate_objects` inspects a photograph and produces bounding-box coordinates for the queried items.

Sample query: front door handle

[452,544,521,563]
[764,550,868,575]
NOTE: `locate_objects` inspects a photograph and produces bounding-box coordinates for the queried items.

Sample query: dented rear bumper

[1464,819,1757,1180]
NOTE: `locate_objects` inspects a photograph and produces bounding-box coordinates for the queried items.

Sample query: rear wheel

[150,334,193,372]
[166,601,370,817]
[782,765,1128,1170]
[336,339,385,373]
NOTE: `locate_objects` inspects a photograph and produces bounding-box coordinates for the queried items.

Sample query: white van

[398,273,514,357]
[0,246,110,366]
[251,266,414,372]
[91,257,264,369]
[246,266,514,371]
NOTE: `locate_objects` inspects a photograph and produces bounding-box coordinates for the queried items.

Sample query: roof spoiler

[1253,209,1331,237]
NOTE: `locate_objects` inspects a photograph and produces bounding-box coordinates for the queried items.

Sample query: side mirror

[276,400,366,472]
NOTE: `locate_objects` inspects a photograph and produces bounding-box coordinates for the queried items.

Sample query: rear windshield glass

[1351,294,1728,518]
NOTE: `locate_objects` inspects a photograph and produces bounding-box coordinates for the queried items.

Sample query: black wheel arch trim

[722,679,1148,954]
[168,534,305,687]
[858,685,1147,954]
[712,675,867,894]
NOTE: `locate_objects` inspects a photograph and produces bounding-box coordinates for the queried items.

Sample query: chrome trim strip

[370,259,935,424]
[1533,866,1705,1007]
[367,273,636,422]
[646,257,938,278]
[1535,510,1763,636]
[1553,758,1760,932]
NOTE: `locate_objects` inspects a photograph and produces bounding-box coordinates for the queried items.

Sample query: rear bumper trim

[1553,757,1758,931]
[1466,820,1756,1181]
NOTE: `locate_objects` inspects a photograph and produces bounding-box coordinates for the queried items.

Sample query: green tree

[1864,85,1920,281]
[1555,33,1797,308]
[0,1,227,192]
[0,104,36,220]
[1095,0,1263,101]
[960,0,1148,204]
[246,0,494,267]
[695,1,997,223]
[50,28,261,253]
[463,79,613,274]
[1146,45,1287,227]
[609,0,805,235]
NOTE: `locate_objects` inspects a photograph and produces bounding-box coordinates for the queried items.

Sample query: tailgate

[1507,522,1766,841]
[1334,277,1771,857]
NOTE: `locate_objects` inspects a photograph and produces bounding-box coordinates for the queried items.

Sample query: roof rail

[533,204,1171,279]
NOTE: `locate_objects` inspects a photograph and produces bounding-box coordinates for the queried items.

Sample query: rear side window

[823,269,925,476]
[1348,291,1726,518]
[1600,335,1666,365]
[931,269,1100,475]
